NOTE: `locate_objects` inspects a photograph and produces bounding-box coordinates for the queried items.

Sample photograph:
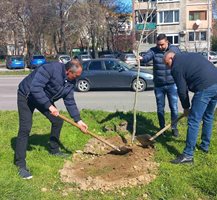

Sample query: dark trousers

[15,92,63,168]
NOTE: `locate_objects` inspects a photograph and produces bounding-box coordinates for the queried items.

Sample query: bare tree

[131,0,157,143]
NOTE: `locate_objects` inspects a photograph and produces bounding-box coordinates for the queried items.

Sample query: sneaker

[170,154,193,164]
[18,168,33,179]
[50,152,71,158]
[198,146,209,153]
[172,129,179,137]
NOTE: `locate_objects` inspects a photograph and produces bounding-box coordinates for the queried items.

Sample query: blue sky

[117,0,132,13]
[119,0,131,4]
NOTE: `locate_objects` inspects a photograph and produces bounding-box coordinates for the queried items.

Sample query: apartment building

[133,0,212,52]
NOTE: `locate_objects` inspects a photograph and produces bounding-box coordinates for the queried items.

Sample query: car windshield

[33,56,45,59]
[11,57,23,61]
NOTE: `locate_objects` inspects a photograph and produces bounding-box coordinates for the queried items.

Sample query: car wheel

[132,78,146,92]
[77,79,90,92]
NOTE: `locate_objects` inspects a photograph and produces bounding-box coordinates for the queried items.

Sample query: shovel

[136,114,185,147]
[58,114,132,154]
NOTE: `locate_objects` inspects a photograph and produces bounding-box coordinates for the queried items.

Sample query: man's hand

[183,108,189,116]
[77,120,88,133]
[49,105,59,116]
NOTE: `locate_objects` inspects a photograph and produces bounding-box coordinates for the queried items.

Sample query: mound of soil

[60,136,158,191]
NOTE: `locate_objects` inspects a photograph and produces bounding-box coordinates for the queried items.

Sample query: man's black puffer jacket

[18,62,81,122]
[142,44,181,87]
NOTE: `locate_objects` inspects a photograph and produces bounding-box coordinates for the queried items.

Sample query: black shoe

[170,154,193,164]
[198,146,209,153]
[18,168,33,179]
[172,129,179,137]
[50,151,71,158]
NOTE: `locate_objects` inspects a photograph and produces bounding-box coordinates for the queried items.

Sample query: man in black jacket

[164,51,217,164]
[15,60,88,179]
[142,34,180,137]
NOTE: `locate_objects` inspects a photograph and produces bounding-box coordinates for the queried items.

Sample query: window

[200,32,207,41]
[105,60,119,70]
[167,34,179,45]
[82,61,89,70]
[189,32,194,41]
[88,61,104,70]
[189,11,207,21]
[159,10,179,24]
[188,31,207,41]
[135,11,156,23]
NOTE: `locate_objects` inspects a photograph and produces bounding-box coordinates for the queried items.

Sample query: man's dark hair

[65,59,82,73]
[157,34,167,41]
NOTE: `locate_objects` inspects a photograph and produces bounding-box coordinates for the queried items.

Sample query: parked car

[6,55,25,69]
[119,53,137,66]
[57,54,71,64]
[74,52,91,59]
[198,51,217,64]
[139,52,153,66]
[77,54,92,62]
[28,55,46,69]
[76,58,154,92]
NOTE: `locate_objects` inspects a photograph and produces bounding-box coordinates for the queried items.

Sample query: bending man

[15,60,88,179]
[164,51,217,164]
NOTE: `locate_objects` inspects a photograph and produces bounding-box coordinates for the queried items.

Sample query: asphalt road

[0,75,191,112]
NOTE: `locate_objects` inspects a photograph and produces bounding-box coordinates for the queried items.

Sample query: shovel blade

[136,134,155,147]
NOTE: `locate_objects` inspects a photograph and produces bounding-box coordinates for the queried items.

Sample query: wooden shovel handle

[58,114,120,151]
[149,114,185,141]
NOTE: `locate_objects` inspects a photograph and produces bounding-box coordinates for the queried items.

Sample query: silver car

[57,55,71,64]
[119,53,138,66]
[77,54,92,62]
[199,51,217,64]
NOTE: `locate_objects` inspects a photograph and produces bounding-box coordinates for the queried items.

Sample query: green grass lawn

[0,110,217,200]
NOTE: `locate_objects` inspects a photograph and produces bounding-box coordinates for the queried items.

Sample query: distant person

[142,34,181,137]
[15,60,88,179]
[164,51,217,164]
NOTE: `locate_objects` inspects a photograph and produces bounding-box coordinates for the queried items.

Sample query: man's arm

[30,65,52,109]
[63,89,88,132]
[63,88,81,122]
[172,69,190,109]
[142,49,154,63]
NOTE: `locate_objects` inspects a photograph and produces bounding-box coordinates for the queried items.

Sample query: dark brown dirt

[60,136,158,191]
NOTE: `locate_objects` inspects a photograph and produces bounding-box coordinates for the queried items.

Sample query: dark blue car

[29,55,46,69]
[76,59,154,92]
[6,56,25,69]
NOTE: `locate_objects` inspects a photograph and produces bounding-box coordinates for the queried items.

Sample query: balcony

[136,23,157,31]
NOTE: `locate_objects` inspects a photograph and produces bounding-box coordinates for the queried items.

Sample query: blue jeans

[154,84,179,129]
[183,83,217,157]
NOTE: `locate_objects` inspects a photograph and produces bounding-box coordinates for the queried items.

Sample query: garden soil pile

[60,136,158,191]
